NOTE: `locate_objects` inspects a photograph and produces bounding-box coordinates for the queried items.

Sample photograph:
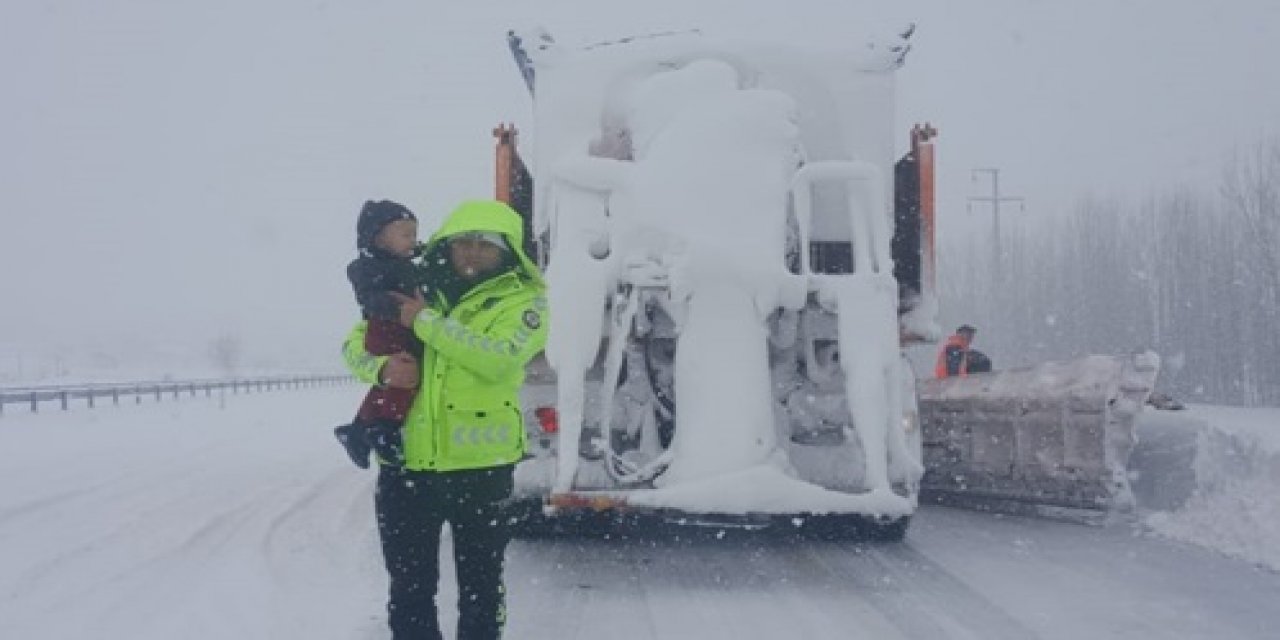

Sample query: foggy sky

[1,0,1277,373]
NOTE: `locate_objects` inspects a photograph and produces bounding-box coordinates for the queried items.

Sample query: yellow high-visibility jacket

[344,200,548,470]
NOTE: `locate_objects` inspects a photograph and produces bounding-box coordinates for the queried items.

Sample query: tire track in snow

[8,477,288,610]
[0,435,243,528]
[813,541,1038,640]
[502,530,1042,640]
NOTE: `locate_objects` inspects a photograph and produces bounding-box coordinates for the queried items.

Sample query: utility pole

[967,168,1024,276]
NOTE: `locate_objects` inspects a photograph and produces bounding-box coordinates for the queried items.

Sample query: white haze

[1,0,1278,379]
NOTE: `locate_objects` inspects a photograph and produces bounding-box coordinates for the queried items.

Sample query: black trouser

[375,464,514,640]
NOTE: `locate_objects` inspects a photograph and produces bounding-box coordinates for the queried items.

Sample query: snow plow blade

[917,353,1160,517]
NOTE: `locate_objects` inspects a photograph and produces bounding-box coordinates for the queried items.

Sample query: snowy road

[1,387,1276,639]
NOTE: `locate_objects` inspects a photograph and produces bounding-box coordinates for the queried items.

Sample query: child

[334,200,424,468]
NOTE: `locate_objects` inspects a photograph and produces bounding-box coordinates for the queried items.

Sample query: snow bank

[0,386,385,640]
[1133,405,1280,571]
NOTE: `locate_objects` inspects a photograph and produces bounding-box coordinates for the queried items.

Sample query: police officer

[343,199,548,640]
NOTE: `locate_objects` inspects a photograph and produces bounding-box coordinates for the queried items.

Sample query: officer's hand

[390,290,426,328]
[379,352,420,389]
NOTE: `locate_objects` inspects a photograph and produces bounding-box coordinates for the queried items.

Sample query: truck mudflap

[917,352,1160,517]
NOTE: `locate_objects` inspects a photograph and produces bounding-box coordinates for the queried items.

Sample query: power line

[967,167,1025,274]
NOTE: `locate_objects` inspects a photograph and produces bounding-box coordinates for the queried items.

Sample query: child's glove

[367,422,405,467]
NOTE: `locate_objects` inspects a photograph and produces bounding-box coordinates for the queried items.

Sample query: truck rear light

[535,406,559,434]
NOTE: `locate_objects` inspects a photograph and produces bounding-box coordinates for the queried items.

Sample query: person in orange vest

[936,324,977,378]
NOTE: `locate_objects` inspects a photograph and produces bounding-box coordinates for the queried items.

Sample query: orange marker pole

[914,123,938,301]
[493,123,517,203]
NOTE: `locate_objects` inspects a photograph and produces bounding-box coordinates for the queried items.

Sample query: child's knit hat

[356,200,416,251]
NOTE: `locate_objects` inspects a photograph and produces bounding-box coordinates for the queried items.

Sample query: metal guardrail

[0,375,354,416]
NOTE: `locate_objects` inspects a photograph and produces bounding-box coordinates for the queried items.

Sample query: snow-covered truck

[488,28,930,539]
[490,28,1160,538]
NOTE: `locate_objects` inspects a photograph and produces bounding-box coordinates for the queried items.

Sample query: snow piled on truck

[540,53,803,497]
[532,33,915,514]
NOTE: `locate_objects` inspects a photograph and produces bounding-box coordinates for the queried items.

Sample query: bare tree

[1221,137,1280,308]
[1220,137,1280,404]
[934,140,1280,406]
[209,333,242,376]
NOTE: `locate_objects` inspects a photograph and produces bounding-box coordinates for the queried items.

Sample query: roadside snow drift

[1133,405,1280,571]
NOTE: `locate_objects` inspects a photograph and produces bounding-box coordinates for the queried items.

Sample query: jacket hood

[424,199,545,288]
